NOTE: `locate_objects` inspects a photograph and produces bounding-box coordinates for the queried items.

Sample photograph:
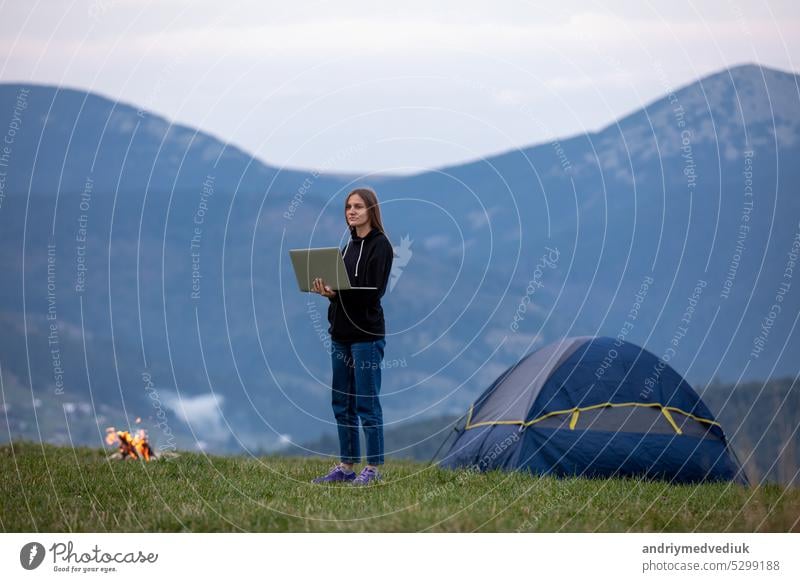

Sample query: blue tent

[440,337,746,484]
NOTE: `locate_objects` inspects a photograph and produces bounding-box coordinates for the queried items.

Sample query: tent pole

[426,413,467,467]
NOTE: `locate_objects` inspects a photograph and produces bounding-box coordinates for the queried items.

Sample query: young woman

[310,187,394,486]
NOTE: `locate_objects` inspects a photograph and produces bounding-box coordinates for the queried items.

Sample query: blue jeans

[330,338,385,465]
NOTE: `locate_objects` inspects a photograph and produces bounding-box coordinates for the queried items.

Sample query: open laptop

[289,247,377,292]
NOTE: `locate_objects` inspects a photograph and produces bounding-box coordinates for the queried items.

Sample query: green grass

[2,441,798,532]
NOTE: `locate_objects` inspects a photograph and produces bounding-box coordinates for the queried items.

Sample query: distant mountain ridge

[1,63,799,459]
[0,81,357,196]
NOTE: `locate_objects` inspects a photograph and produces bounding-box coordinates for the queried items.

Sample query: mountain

[1,64,799,458]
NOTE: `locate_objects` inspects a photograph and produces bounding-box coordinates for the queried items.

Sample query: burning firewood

[105,426,155,461]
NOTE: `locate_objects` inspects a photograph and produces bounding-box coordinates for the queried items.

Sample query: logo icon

[389,234,413,292]
[20,542,46,570]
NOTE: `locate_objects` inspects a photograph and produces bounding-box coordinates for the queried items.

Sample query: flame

[105,427,117,446]
[105,424,154,460]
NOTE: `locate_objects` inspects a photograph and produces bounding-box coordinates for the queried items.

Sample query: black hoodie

[327,227,394,343]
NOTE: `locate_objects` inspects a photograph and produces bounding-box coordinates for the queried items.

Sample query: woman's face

[346,194,370,230]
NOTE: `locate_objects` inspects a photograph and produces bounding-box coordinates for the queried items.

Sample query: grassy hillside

[297,378,800,487]
[2,442,797,532]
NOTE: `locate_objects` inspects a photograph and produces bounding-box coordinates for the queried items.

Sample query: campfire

[105,419,155,461]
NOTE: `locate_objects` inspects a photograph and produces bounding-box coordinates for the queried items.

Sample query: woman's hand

[312,277,337,298]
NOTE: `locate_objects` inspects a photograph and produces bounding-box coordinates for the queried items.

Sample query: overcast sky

[1,0,798,174]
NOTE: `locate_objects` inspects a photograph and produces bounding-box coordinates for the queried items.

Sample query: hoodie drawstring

[355,240,364,277]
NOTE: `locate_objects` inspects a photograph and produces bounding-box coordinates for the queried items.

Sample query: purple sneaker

[312,464,356,484]
[352,466,382,486]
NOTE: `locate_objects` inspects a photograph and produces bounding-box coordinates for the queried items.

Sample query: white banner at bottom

[1,533,797,581]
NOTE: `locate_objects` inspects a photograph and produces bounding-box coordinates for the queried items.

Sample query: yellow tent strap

[569,409,580,430]
[661,407,683,435]
[464,401,720,431]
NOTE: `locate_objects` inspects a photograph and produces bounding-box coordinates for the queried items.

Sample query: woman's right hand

[312,277,337,298]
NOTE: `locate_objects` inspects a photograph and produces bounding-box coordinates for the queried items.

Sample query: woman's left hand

[312,277,337,298]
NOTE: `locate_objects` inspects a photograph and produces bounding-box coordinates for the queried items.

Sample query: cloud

[424,235,450,250]
[1,1,798,175]
[68,9,799,65]
[161,391,229,442]
[466,208,499,229]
